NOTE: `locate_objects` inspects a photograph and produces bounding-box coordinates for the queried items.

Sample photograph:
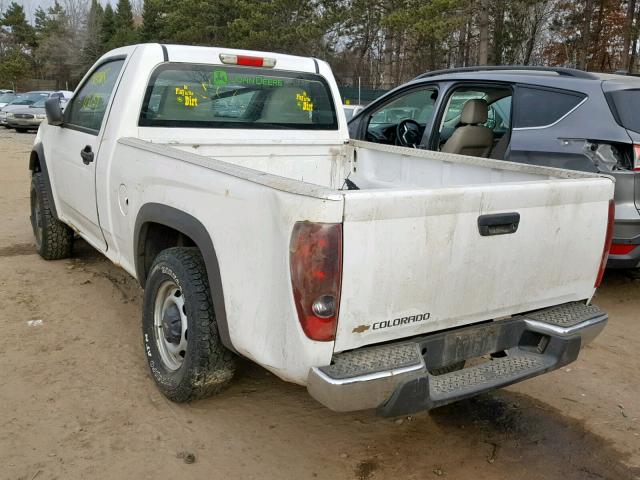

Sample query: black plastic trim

[161,44,168,62]
[478,212,520,236]
[134,203,235,352]
[612,232,640,244]
[416,65,598,80]
[29,143,59,219]
[312,58,319,74]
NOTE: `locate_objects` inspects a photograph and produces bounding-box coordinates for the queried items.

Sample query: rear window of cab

[139,63,338,130]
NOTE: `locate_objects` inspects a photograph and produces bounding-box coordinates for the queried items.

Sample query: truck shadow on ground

[190,358,640,480]
[63,237,639,479]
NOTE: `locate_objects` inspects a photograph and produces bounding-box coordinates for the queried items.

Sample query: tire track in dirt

[0,243,36,257]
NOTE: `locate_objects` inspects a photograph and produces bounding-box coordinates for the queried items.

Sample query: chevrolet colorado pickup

[29,44,615,416]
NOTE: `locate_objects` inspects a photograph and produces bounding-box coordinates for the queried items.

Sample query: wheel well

[30,150,41,172]
[138,222,197,284]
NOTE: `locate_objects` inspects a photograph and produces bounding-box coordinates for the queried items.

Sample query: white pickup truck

[30,44,614,415]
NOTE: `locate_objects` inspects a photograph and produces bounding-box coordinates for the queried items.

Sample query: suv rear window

[514,86,585,128]
[139,63,337,130]
[605,89,640,134]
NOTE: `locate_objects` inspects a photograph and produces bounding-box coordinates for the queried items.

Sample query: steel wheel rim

[153,279,188,371]
[31,188,42,249]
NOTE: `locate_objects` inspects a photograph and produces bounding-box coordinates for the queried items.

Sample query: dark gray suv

[348,66,640,270]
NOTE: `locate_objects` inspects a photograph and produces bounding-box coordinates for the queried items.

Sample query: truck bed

[119,137,613,356]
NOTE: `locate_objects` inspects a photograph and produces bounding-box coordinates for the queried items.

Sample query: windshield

[0,93,17,103]
[139,63,338,130]
[10,93,48,106]
[31,98,47,108]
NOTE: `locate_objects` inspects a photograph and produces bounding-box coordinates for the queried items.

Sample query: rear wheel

[142,247,236,402]
[15,127,27,133]
[30,172,74,260]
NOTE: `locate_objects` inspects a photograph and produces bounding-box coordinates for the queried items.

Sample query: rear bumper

[608,231,640,268]
[307,301,607,416]
[608,207,640,268]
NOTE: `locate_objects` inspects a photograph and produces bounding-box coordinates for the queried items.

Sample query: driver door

[47,58,125,250]
[363,87,438,147]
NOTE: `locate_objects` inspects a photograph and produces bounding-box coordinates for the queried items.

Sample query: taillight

[594,200,615,288]
[633,144,640,171]
[219,53,277,68]
[289,222,342,341]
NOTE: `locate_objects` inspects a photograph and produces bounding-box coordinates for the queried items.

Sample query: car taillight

[609,243,637,255]
[289,222,342,341]
[633,144,640,171]
[219,53,277,68]
[594,200,615,288]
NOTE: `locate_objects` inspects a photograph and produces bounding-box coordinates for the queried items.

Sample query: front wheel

[142,247,236,402]
[30,172,74,260]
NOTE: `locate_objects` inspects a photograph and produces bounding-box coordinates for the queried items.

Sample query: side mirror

[45,98,63,126]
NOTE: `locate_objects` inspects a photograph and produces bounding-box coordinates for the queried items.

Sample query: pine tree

[109,0,137,49]
[81,0,105,67]
[32,1,76,89]
[100,4,116,51]
[140,0,163,42]
[115,0,134,30]
[1,2,36,48]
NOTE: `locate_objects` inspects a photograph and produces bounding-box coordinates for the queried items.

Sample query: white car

[0,92,18,108]
[29,44,614,415]
[343,104,362,121]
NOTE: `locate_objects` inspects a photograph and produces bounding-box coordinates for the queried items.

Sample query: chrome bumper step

[308,301,607,415]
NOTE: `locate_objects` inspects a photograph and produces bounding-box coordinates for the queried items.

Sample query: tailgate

[334,178,613,352]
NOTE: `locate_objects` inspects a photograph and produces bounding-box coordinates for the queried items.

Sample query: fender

[134,203,235,352]
[30,142,59,219]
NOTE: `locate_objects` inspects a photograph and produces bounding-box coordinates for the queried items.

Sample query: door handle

[478,212,520,236]
[80,145,94,165]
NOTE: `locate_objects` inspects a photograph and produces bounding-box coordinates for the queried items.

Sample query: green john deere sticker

[211,70,228,87]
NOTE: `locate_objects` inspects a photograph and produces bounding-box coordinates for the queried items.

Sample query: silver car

[7,97,68,132]
[0,93,49,126]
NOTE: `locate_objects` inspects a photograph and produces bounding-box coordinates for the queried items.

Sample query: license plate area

[417,318,526,370]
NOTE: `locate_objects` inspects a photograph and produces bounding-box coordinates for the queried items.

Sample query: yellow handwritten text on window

[296,91,313,112]
[175,85,198,107]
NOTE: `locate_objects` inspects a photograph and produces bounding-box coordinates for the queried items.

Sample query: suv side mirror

[45,98,63,126]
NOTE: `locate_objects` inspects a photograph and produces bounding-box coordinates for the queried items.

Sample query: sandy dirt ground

[0,128,639,480]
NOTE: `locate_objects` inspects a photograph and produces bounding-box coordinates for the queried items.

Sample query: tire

[15,128,27,133]
[30,172,74,260]
[142,247,236,402]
